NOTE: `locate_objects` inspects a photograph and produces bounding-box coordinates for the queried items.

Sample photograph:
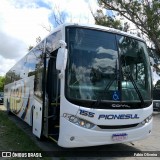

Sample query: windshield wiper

[91,61,119,109]
[91,57,145,108]
[91,74,117,108]
[124,70,144,106]
[121,55,145,106]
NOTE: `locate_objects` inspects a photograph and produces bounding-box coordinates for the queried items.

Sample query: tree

[91,8,123,30]
[28,45,34,51]
[97,0,160,54]
[0,76,5,92]
[28,4,66,51]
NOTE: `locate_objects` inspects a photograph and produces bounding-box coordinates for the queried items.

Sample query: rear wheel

[7,109,12,115]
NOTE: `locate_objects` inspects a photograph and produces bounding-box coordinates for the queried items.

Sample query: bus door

[32,97,43,138]
[32,64,44,138]
[47,50,60,139]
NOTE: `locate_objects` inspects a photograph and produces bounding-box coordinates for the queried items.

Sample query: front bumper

[58,118,152,148]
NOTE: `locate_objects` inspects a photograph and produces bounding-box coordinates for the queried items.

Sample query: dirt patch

[0,105,6,111]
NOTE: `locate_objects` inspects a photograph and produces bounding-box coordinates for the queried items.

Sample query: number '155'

[79,109,95,118]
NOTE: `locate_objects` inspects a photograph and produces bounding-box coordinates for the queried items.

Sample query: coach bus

[150,53,160,111]
[4,23,153,148]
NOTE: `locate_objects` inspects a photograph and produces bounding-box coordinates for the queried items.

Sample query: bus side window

[34,70,43,100]
[34,59,44,100]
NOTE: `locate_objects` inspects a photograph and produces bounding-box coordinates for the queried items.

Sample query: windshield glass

[117,35,151,101]
[65,27,152,106]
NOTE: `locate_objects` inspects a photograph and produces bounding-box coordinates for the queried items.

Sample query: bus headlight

[141,114,152,125]
[63,113,95,129]
[69,115,78,123]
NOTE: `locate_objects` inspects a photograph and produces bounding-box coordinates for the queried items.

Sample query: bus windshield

[65,27,152,107]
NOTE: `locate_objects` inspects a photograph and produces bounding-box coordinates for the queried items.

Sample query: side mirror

[56,40,68,78]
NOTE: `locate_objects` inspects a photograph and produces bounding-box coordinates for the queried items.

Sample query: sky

[0,0,98,76]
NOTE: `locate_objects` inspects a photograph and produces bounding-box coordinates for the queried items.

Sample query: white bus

[4,23,153,148]
[150,54,160,111]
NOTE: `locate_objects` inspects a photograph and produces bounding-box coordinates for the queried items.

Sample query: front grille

[97,123,139,129]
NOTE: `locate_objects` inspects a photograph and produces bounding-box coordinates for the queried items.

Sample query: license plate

[112,133,128,141]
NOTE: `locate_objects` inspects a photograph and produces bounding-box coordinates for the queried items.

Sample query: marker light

[63,113,95,129]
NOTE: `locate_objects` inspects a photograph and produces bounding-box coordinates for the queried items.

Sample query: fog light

[70,136,75,141]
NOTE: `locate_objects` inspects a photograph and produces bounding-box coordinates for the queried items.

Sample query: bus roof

[28,23,145,56]
[50,23,145,42]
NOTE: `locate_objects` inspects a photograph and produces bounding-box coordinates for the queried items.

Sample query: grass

[0,110,51,160]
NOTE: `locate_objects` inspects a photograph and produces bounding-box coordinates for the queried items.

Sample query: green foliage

[0,111,51,160]
[93,9,123,30]
[0,76,5,92]
[28,45,34,51]
[97,0,160,55]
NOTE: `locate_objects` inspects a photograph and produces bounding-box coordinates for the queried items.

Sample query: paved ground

[0,105,160,160]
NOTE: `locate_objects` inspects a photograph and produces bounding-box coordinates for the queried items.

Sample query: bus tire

[7,106,12,115]
[7,109,12,115]
[6,99,12,115]
[36,135,45,141]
